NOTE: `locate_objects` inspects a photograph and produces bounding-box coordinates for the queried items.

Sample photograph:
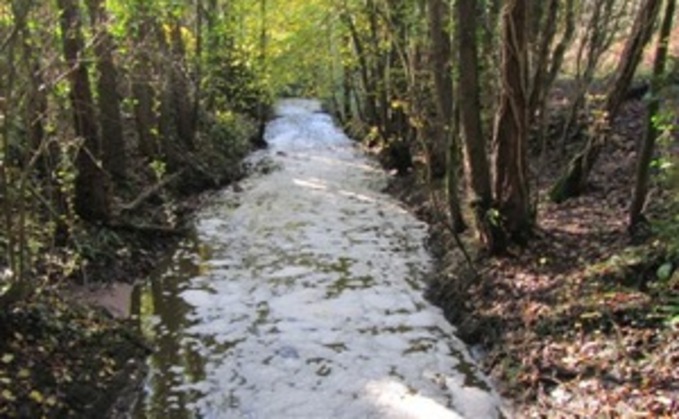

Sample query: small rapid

[132,99,504,418]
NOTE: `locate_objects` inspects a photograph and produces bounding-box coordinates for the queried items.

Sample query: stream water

[132,99,504,419]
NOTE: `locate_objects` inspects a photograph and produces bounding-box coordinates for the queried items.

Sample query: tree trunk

[343,14,379,132]
[87,0,127,181]
[551,0,662,203]
[17,5,48,174]
[130,10,160,160]
[630,0,676,229]
[151,15,183,166]
[342,65,353,123]
[428,0,465,232]
[492,0,532,247]
[456,0,497,250]
[368,0,389,139]
[169,19,196,151]
[194,0,203,133]
[57,0,110,223]
[2,1,21,286]
[18,5,70,245]
[527,0,558,122]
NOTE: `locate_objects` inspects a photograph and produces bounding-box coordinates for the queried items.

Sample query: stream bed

[132,99,504,418]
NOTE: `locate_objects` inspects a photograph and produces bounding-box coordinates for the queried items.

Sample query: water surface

[133,99,503,418]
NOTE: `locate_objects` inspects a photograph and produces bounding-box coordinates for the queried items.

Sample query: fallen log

[119,170,185,212]
[105,221,189,237]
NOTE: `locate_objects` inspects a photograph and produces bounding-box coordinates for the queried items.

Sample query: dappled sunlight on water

[133,99,504,418]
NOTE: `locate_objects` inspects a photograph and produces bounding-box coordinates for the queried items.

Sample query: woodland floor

[389,97,679,417]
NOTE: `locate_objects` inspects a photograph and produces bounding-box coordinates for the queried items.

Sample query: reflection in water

[133,239,209,418]
[133,99,504,418]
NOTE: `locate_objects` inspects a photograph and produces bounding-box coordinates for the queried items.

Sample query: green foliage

[149,159,166,181]
[656,262,673,281]
[73,227,124,267]
[190,109,255,186]
[205,110,253,158]
[204,52,265,117]
[658,295,679,326]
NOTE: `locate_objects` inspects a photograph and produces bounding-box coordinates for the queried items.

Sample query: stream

[132,99,504,418]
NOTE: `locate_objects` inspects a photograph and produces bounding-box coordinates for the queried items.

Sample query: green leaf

[657,262,673,281]
[1,354,14,364]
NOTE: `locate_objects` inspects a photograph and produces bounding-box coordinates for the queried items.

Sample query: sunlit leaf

[1,390,16,402]
[29,390,44,404]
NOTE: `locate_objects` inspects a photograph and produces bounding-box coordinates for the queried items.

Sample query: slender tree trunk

[343,65,353,122]
[21,44,47,166]
[2,2,21,285]
[426,0,453,168]
[427,0,465,231]
[130,11,160,160]
[18,4,70,245]
[87,0,127,181]
[169,19,196,151]
[252,0,268,149]
[194,0,203,132]
[152,16,182,163]
[605,0,663,118]
[457,0,497,250]
[528,0,558,122]
[343,14,379,132]
[630,0,676,229]
[367,0,388,138]
[492,0,532,247]
[551,0,662,202]
[57,0,110,223]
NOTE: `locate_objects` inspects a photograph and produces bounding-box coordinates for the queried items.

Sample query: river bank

[0,108,261,417]
[386,97,679,416]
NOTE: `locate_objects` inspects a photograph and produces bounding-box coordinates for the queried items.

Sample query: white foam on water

[136,99,506,419]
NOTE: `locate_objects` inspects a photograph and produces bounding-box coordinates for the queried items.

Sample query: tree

[428,0,465,232]
[456,0,496,250]
[129,5,160,160]
[57,0,111,223]
[87,0,127,181]
[630,0,676,229]
[169,15,196,152]
[491,0,533,247]
[551,0,662,203]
